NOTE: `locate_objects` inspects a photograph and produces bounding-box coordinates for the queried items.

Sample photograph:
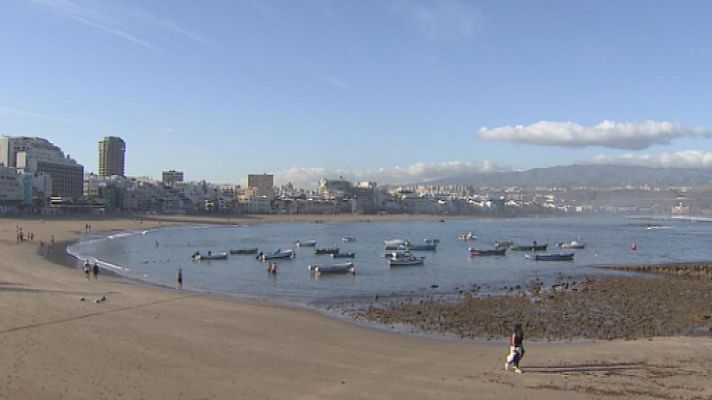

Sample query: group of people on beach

[83,260,100,280]
[15,225,35,243]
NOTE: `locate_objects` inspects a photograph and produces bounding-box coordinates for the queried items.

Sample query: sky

[2,0,712,187]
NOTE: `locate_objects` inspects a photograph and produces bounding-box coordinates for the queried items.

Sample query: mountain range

[428,164,712,188]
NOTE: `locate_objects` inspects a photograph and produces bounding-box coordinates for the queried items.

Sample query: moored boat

[192,251,229,261]
[525,252,574,261]
[342,237,356,242]
[308,262,355,275]
[315,247,340,255]
[458,232,476,241]
[389,256,426,266]
[557,239,585,249]
[258,249,295,260]
[384,250,413,259]
[229,248,258,255]
[469,247,507,256]
[510,243,548,251]
[384,239,409,248]
[424,238,440,244]
[294,239,316,247]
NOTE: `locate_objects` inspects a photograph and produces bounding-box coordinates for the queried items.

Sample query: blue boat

[525,252,574,261]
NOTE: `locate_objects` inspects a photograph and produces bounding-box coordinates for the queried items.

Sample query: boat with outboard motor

[258,249,295,260]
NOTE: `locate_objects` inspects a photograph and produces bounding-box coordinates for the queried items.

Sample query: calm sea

[67,216,712,305]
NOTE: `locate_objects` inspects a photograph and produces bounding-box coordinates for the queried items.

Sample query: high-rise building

[0,136,84,199]
[162,170,184,186]
[98,136,126,177]
[247,173,274,198]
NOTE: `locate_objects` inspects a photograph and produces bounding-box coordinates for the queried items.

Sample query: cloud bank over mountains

[588,150,712,169]
[477,120,712,150]
[276,161,509,188]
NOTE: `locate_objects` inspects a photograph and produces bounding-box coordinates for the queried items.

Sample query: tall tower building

[98,136,126,177]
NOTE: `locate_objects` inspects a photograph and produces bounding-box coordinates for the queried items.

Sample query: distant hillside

[429,164,712,188]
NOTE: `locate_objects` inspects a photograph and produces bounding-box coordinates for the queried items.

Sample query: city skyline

[3,0,712,188]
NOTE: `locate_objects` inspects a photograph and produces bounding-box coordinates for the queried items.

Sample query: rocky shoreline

[349,264,712,341]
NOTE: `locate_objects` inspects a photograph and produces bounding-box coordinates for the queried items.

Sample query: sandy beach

[1,216,711,399]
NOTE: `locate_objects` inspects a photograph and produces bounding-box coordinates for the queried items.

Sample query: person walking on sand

[505,323,525,374]
[176,268,183,290]
[92,263,99,279]
[83,260,91,280]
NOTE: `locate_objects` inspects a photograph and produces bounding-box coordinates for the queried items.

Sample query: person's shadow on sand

[522,362,645,373]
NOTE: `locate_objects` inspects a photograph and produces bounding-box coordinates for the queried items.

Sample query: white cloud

[27,0,210,50]
[588,150,712,169]
[392,0,483,42]
[275,161,509,188]
[476,120,712,150]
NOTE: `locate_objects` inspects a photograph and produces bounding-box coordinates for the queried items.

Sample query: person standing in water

[505,323,525,374]
[176,268,183,290]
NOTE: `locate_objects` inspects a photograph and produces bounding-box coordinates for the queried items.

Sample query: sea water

[67,216,712,305]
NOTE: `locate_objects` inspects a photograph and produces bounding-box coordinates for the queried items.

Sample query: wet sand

[1,216,711,399]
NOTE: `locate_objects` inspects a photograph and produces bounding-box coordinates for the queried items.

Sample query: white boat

[458,232,476,241]
[384,239,409,248]
[193,251,228,261]
[342,237,356,242]
[294,239,316,247]
[308,262,355,275]
[389,256,425,266]
[557,239,585,249]
[259,249,295,260]
[384,250,413,259]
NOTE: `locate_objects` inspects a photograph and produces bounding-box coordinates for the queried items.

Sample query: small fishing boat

[384,250,413,259]
[384,239,409,248]
[469,247,507,256]
[308,262,355,275]
[258,249,295,260]
[342,237,356,242]
[389,256,426,266]
[294,239,316,247]
[314,248,340,255]
[424,238,440,244]
[458,232,476,241]
[192,251,229,261]
[525,252,574,261]
[557,239,585,249]
[384,244,409,251]
[229,248,258,255]
[510,243,548,251]
[332,252,356,258]
[408,243,438,251]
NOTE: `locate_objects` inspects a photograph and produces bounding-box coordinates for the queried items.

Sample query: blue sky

[2,0,712,187]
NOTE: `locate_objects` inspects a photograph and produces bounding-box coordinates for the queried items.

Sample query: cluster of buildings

[0,135,702,217]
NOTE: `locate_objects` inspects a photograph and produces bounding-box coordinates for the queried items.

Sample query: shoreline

[58,219,712,343]
[2,216,712,399]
